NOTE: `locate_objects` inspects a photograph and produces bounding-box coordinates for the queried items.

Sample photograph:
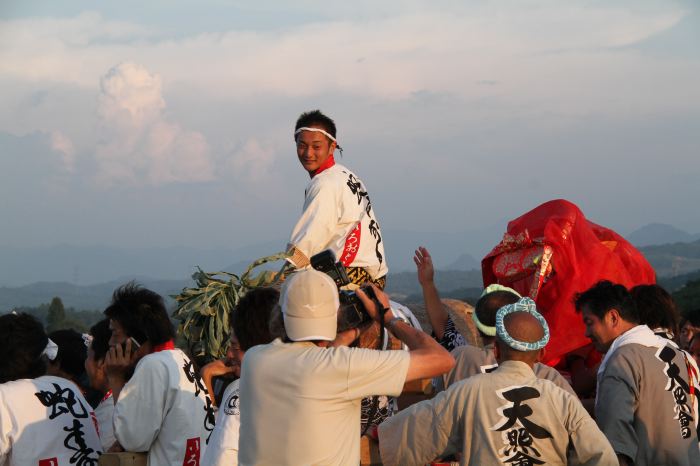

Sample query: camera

[310,250,378,332]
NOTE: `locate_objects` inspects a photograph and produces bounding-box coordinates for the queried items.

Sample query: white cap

[281,269,339,341]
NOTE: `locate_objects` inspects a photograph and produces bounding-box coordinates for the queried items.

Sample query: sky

[1,0,699,259]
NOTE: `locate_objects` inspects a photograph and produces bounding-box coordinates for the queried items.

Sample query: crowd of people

[2,110,700,465]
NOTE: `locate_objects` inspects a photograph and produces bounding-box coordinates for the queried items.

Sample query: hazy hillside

[672,279,700,314]
[639,239,700,277]
[6,228,700,313]
[0,242,284,287]
[385,269,483,301]
[0,278,189,311]
[627,223,700,247]
[0,227,498,287]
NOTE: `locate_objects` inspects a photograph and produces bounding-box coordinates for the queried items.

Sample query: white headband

[294,127,337,143]
[472,284,523,337]
[42,338,59,361]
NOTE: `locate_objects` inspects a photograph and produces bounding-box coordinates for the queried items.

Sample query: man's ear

[606,308,622,328]
[329,140,337,154]
[536,347,545,363]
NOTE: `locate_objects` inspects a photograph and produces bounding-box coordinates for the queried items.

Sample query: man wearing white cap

[238,269,454,465]
[287,110,388,288]
[379,298,617,466]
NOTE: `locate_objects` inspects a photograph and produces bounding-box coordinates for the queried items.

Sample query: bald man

[379,298,617,466]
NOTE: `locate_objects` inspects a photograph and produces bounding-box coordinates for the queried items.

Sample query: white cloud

[228,138,277,183]
[0,3,690,106]
[94,62,214,185]
[49,130,76,171]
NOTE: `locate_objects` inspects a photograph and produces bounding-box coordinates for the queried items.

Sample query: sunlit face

[295,127,336,174]
[225,333,245,378]
[108,319,127,346]
[581,307,618,354]
[680,322,698,350]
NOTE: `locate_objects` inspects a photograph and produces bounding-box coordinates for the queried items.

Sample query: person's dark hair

[48,329,87,382]
[475,290,521,328]
[574,280,639,323]
[103,282,174,345]
[684,309,700,328]
[232,287,279,351]
[89,318,112,362]
[0,313,49,383]
[631,284,680,337]
[294,110,337,140]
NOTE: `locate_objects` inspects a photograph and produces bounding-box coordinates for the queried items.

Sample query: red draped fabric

[481,199,656,365]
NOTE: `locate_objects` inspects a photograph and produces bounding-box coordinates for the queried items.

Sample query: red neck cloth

[311,154,335,178]
[152,340,175,352]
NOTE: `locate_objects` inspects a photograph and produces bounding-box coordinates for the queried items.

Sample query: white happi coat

[202,379,241,466]
[94,391,116,451]
[113,349,215,466]
[288,163,388,279]
[0,376,102,465]
[379,360,617,466]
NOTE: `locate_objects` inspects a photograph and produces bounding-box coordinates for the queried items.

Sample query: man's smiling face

[581,306,618,353]
[295,126,335,174]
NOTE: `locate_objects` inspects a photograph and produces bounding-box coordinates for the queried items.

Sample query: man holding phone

[104,282,215,465]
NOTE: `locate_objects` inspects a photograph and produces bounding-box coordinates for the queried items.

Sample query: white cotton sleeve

[288,178,340,265]
[0,390,10,461]
[113,357,169,452]
[202,380,240,466]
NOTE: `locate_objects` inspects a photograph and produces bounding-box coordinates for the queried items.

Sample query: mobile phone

[121,336,141,352]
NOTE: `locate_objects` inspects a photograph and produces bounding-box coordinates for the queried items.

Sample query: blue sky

[1,0,699,256]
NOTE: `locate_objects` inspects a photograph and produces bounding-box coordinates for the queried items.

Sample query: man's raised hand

[414,246,435,287]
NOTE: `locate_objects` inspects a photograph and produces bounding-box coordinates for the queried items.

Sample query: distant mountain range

[638,239,700,278]
[3,223,700,311]
[0,225,501,288]
[627,223,700,247]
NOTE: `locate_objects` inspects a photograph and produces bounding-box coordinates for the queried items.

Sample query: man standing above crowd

[104,283,214,465]
[575,280,700,466]
[238,269,454,465]
[379,297,615,466]
[287,110,387,287]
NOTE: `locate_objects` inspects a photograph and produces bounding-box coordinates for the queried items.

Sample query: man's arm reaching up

[356,284,455,382]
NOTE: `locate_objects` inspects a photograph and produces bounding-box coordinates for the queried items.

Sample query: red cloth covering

[481,199,656,365]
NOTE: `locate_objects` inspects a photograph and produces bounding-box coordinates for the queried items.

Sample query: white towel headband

[42,338,59,361]
[294,126,337,142]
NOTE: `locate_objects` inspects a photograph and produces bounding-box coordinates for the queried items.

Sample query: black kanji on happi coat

[35,383,89,420]
[344,171,384,266]
[492,386,552,466]
[63,419,100,466]
[183,359,216,443]
[34,384,100,462]
[655,345,696,439]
